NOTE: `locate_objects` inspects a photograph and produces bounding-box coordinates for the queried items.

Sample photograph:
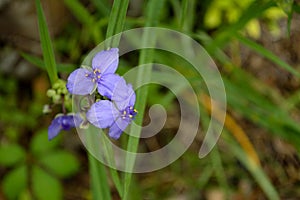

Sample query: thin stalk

[35,0,58,85]
[122,0,165,199]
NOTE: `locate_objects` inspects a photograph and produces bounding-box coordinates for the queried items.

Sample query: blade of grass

[90,0,110,17]
[100,133,123,197]
[224,131,280,200]
[63,0,102,43]
[179,0,189,30]
[105,0,130,48]
[179,0,195,32]
[196,31,300,150]
[63,0,95,25]
[88,154,111,200]
[85,0,130,199]
[210,148,230,198]
[208,0,275,50]
[21,52,75,73]
[35,0,58,85]
[123,1,165,199]
[235,33,300,78]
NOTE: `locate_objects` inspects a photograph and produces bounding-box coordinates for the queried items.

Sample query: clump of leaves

[0,129,80,200]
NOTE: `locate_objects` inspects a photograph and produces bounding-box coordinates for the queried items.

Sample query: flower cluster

[65,48,137,139]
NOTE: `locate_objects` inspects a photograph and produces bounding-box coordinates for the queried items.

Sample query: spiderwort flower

[48,114,82,140]
[86,78,137,139]
[66,48,121,98]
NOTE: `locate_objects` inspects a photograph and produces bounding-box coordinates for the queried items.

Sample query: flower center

[85,69,101,83]
[121,106,137,120]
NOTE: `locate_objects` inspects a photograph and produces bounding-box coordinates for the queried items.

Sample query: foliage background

[0,0,300,199]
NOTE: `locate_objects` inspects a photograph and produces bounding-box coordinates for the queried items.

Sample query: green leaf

[105,0,130,48]
[226,132,280,200]
[0,144,26,167]
[123,0,165,199]
[2,165,27,200]
[274,0,294,14]
[88,153,111,200]
[35,0,58,85]
[32,166,63,200]
[209,0,275,50]
[235,33,300,78]
[90,0,110,16]
[30,129,61,156]
[39,150,80,178]
[21,52,75,73]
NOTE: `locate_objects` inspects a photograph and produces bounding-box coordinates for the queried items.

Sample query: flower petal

[128,84,136,107]
[66,68,95,95]
[48,117,62,140]
[63,114,83,129]
[97,74,122,99]
[112,79,136,110]
[92,48,119,74]
[108,118,129,139]
[86,100,118,129]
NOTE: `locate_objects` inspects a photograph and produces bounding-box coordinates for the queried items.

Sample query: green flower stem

[88,153,111,200]
[122,0,165,199]
[88,0,130,199]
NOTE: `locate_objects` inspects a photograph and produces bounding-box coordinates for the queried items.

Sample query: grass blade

[21,52,75,73]
[226,132,280,200]
[90,0,110,17]
[209,0,275,50]
[85,0,130,199]
[88,154,111,200]
[123,0,165,199]
[35,0,58,85]
[105,0,130,48]
[235,33,300,78]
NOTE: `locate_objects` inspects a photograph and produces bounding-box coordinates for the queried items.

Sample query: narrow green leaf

[35,0,58,85]
[32,166,63,200]
[0,144,26,167]
[90,0,110,16]
[2,165,27,200]
[209,0,275,50]
[100,133,123,197]
[123,1,165,199]
[180,0,196,32]
[235,33,300,77]
[87,0,130,199]
[210,148,230,197]
[226,133,280,200]
[88,153,111,200]
[21,52,75,73]
[39,150,80,178]
[63,0,95,25]
[105,0,130,48]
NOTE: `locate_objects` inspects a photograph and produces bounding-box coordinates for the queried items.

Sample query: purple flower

[86,78,137,139]
[66,48,121,98]
[48,114,82,140]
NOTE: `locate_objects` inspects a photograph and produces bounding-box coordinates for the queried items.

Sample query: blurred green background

[1,0,300,199]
